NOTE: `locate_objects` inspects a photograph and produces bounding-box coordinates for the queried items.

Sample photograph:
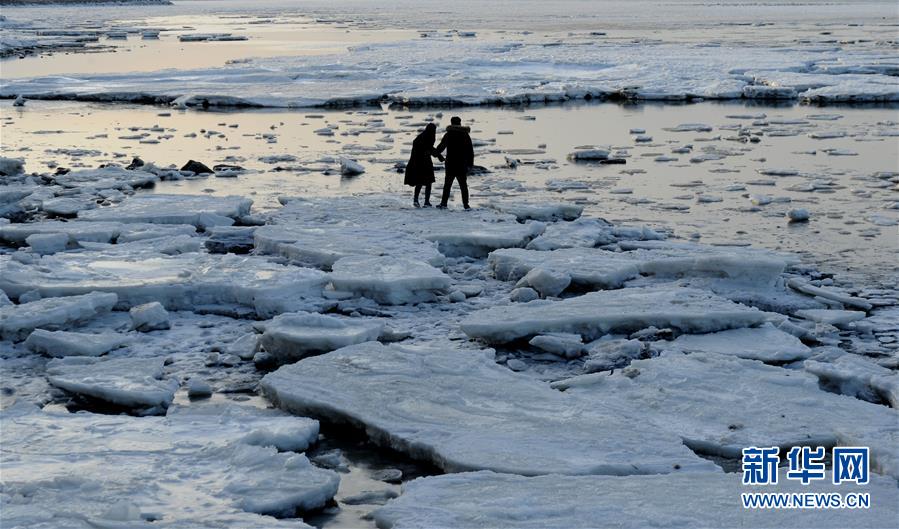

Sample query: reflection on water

[1,99,897,286]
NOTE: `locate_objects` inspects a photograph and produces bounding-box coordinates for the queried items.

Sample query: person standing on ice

[435,116,474,210]
[404,123,444,208]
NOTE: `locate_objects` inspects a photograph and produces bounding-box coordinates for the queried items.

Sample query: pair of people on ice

[403,116,474,209]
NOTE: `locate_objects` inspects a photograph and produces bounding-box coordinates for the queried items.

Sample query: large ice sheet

[259,312,383,363]
[254,224,444,269]
[3,35,897,105]
[659,323,812,363]
[490,245,789,292]
[373,470,899,529]
[0,291,118,341]
[561,352,899,473]
[46,356,179,413]
[261,342,717,476]
[0,251,328,317]
[269,195,543,258]
[0,220,197,245]
[423,219,545,258]
[330,255,452,304]
[0,402,337,528]
[78,194,252,228]
[462,286,770,343]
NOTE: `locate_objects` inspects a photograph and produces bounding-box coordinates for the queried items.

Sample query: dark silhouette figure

[435,116,474,210]
[404,123,444,208]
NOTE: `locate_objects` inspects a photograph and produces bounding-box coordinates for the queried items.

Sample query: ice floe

[0,291,118,341]
[0,402,337,527]
[330,255,452,305]
[46,356,179,413]
[0,250,328,317]
[258,312,383,363]
[558,352,899,473]
[262,342,717,476]
[24,329,129,357]
[658,323,811,363]
[373,470,899,529]
[78,194,252,228]
[462,286,770,344]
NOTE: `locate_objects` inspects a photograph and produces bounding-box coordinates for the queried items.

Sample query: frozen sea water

[1,2,898,528]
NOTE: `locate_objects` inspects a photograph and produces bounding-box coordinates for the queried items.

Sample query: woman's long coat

[404,133,438,186]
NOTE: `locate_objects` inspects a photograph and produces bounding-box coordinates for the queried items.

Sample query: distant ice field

[0,0,897,104]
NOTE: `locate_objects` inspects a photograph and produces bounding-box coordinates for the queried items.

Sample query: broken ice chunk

[330,255,451,305]
[805,354,899,409]
[78,194,252,228]
[562,351,899,473]
[24,329,128,357]
[515,267,571,298]
[659,323,811,363]
[259,312,383,363]
[130,302,171,332]
[46,356,179,413]
[529,333,584,358]
[462,286,770,344]
[0,291,118,341]
[795,309,867,327]
[25,232,68,255]
[485,201,583,222]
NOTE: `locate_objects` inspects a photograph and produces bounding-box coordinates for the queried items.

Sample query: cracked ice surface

[0,402,337,528]
[372,470,899,529]
[462,286,770,343]
[557,352,899,476]
[261,342,718,476]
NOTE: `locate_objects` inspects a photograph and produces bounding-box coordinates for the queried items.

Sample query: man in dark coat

[404,123,443,207]
[435,116,474,210]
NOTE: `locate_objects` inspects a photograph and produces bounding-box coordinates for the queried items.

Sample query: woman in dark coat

[404,123,444,208]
